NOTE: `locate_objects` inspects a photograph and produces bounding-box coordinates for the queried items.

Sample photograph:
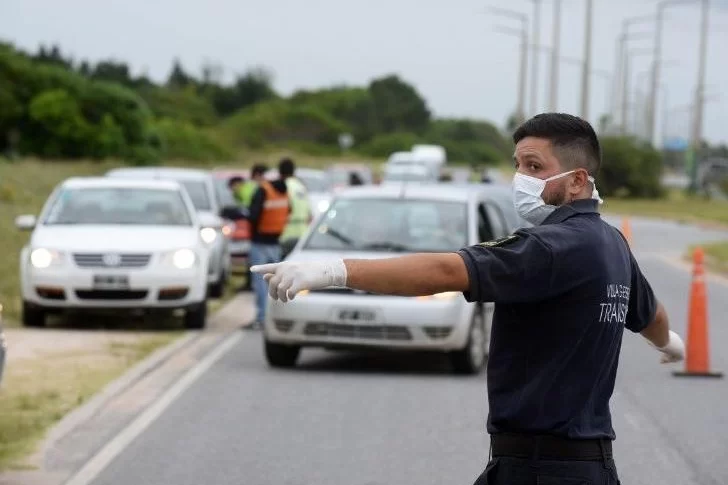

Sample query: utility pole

[549,0,561,111]
[647,0,695,147]
[611,36,624,127]
[580,0,594,120]
[490,7,530,125]
[529,0,542,116]
[622,48,652,135]
[689,0,710,191]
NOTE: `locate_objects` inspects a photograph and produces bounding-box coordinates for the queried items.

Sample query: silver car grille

[304,322,412,341]
[73,253,152,268]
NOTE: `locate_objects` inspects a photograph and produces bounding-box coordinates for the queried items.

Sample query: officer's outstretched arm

[251,254,469,302]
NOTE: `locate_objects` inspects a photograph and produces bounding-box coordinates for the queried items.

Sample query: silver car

[263,183,527,374]
[105,167,231,298]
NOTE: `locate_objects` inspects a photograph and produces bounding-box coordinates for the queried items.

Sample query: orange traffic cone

[621,217,633,247]
[674,247,723,378]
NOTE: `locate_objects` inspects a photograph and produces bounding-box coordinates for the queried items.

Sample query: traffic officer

[278,158,312,259]
[244,163,289,329]
[251,113,686,484]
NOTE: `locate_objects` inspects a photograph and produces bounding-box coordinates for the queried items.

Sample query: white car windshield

[304,198,468,252]
[177,180,212,211]
[44,187,193,226]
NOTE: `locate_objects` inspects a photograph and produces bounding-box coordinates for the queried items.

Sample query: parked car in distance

[263,183,526,374]
[16,177,212,329]
[105,167,231,297]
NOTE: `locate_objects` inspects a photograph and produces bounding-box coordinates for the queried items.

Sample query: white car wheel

[450,308,488,375]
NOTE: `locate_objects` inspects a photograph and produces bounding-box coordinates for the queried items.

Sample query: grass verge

[685,241,728,274]
[0,332,181,470]
[602,190,728,228]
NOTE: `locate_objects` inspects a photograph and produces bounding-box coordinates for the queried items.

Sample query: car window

[214,179,237,207]
[477,203,495,242]
[44,187,193,226]
[177,180,212,211]
[304,198,468,252]
[484,202,508,238]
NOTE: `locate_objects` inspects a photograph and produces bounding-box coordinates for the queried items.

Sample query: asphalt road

[81,216,728,485]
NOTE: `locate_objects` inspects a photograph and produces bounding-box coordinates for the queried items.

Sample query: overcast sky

[2,0,728,145]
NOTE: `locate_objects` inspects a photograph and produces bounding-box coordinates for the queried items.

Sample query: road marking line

[63,332,243,485]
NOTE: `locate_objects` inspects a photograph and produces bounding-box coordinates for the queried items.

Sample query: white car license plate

[338,309,377,323]
[93,274,130,290]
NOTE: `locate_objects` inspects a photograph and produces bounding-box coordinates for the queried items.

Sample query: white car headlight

[200,227,217,244]
[172,249,196,269]
[317,200,330,213]
[30,248,63,269]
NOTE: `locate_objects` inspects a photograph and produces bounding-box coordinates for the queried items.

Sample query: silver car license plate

[93,274,130,290]
[338,309,377,323]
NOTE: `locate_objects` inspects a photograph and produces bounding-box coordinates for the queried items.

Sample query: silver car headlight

[317,200,330,213]
[30,248,64,269]
[163,249,197,269]
[200,227,217,244]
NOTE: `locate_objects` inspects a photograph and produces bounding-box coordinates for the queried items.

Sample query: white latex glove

[650,330,686,364]
[250,259,348,302]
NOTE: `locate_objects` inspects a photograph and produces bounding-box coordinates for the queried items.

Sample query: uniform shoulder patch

[478,234,520,247]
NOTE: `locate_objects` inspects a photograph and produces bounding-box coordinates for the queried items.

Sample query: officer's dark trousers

[472,456,620,484]
[472,440,621,485]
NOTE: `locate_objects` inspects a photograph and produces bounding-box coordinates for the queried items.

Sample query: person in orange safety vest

[244,163,290,329]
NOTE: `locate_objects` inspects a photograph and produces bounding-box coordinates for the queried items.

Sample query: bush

[221,100,349,149]
[357,132,421,158]
[599,136,664,198]
[155,118,233,161]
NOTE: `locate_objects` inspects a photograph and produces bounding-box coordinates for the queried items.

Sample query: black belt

[491,433,613,462]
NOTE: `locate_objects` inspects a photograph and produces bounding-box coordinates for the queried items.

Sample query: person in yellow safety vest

[239,178,258,208]
[278,158,312,259]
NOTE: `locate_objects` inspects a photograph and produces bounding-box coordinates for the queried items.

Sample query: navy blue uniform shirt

[457,198,657,440]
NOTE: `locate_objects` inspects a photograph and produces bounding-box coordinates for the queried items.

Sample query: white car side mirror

[15,214,37,231]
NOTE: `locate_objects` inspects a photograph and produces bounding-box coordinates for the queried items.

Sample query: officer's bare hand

[250,259,347,302]
[655,330,685,364]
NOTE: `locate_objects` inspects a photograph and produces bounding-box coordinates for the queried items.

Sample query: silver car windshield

[44,187,193,226]
[178,180,212,211]
[304,198,468,252]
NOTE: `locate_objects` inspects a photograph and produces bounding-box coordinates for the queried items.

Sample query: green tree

[368,74,431,134]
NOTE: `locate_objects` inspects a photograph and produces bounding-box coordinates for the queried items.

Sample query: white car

[16,177,212,329]
[381,163,438,184]
[105,167,231,298]
[263,183,526,374]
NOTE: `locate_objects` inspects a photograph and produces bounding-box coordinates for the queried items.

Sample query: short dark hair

[251,163,268,177]
[278,158,295,177]
[513,113,601,176]
[227,176,244,188]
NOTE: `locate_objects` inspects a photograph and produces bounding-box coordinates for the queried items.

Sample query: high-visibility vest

[239,180,257,208]
[280,177,311,242]
[257,181,289,235]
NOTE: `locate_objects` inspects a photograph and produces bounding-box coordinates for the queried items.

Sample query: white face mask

[513,171,603,226]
